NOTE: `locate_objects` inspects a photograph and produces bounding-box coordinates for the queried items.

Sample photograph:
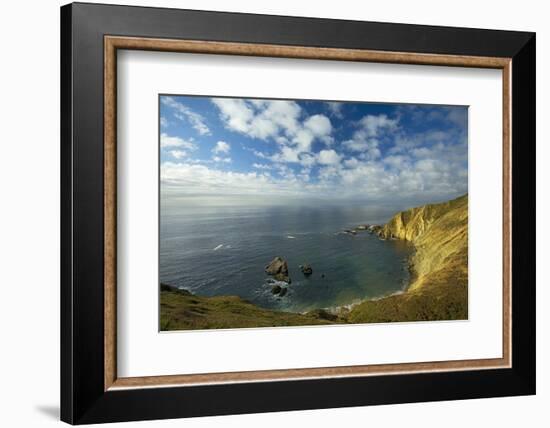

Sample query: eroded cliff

[347,194,468,323]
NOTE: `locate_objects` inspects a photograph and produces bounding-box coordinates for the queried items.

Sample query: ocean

[160,203,413,313]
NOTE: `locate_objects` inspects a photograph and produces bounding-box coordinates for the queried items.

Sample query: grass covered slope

[160,285,341,331]
[160,194,469,330]
[347,194,468,323]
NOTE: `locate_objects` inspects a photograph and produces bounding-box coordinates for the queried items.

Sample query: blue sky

[160,95,468,207]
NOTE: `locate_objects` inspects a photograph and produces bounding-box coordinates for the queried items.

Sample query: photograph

[159,95,469,331]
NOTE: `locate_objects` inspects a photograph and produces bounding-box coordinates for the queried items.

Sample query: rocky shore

[160,194,468,330]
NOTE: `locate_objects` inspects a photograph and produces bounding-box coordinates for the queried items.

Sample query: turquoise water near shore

[160,204,413,313]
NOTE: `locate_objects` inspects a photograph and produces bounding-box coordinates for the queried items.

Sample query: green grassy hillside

[160,285,343,331]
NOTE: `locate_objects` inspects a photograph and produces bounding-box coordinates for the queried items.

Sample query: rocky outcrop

[265,256,290,283]
[342,229,357,236]
[271,284,288,297]
[300,264,313,276]
[271,284,282,295]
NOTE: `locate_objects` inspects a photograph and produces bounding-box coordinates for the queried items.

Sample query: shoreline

[311,237,417,316]
[160,194,468,330]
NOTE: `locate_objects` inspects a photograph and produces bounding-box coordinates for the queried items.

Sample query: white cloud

[212,98,333,163]
[299,153,316,167]
[359,114,399,137]
[342,135,381,161]
[160,133,197,150]
[424,130,450,143]
[343,138,376,152]
[340,114,400,161]
[318,165,340,181]
[326,102,343,119]
[304,114,332,137]
[252,163,272,170]
[383,155,409,169]
[160,117,168,128]
[212,156,232,164]
[161,97,211,135]
[270,146,300,163]
[343,157,360,168]
[162,152,466,203]
[161,162,323,198]
[169,150,187,159]
[362,147,382,160]
[339,113,398,155]
[212,98,300,140]
[317,149,342,165]
[415,159,438,172]
[410,147,431,158]
[212,141,230,154]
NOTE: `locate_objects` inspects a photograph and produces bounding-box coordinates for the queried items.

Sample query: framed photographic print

[60,2,536,424]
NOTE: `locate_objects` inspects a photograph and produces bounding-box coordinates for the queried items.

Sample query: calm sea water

[160,204,413,313]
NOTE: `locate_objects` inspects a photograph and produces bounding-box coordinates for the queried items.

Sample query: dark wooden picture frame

[61,2,535,424]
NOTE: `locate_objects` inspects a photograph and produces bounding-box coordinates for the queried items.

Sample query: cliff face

[347,194,468,323]
[379,194,468,292]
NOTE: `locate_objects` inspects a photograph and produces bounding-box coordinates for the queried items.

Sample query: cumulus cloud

[359,114,399,137]
[343,157,360,168]
[160,133,197,150]
[341,113,398,158]
[161,96,211,135]
[343,137,378,153]
[326,102,344,119]
[169,150,187,159]
[304,114,332,137]
[212,98,300,140]
[212,141,231,154]
[299,153,316,167]
[317,149,342,165]
[212,156,232,164]
[212,98,333,163]
[383,155,409,169]
[252,163,272,170]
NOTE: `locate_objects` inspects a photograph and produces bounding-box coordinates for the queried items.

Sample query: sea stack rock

[271,284,282,295]
[342,229,357,236]
[265,256,290,283]
[300,264,313,276]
